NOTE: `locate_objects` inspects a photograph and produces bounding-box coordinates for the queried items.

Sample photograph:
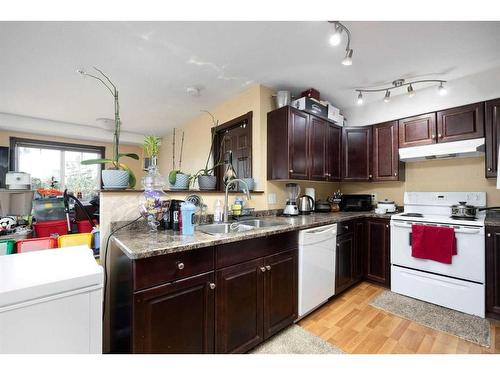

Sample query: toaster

[6,172,32,190]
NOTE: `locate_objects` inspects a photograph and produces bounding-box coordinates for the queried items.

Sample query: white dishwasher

[297,223,337,320]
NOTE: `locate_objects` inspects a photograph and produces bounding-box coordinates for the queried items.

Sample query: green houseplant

[78,67,139,189]
[143,135,161,170]
[190,111,225,190]
[168,128,190,190]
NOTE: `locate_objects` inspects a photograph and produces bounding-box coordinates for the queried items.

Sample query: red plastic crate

[76,220,97,233]
[33,219,68,238]
[16,237,58,253]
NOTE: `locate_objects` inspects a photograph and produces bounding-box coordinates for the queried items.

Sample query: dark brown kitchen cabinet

[486,227,500,320]
[336,232,354,294]
[353,219,366,281]
[342,126,372,181]
[215,258,264,354]
[372,121,404,181]
[326,124,342,181]
[398,112,437,148]
[288,108,310,179]
[215,249,298,353]
[133,272,215,354]
[309,116,328,181]
[365,218,391,287]
[485,99,500,178]
[436,102,484,143]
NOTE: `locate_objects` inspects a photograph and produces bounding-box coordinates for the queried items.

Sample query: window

[10,137,105,198]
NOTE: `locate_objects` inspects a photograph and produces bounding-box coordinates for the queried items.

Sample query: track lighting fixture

[328,21,353,66]
[355,78,447,105]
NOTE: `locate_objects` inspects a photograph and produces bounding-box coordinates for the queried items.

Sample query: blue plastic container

[180,202,197,235]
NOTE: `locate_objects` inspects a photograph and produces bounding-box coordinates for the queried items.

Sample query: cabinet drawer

[216,231,298,269]
[133,247,215,290]
[337,220,355,236]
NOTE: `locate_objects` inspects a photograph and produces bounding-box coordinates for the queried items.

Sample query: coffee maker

[283,183,300,216]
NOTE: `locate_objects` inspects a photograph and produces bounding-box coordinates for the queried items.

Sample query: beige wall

[157,84,338,212]
[1,130,145,184]
[341,156,500,206]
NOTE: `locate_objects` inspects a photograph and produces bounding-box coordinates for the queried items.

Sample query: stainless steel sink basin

[196,223,256,235]
[238,219,286,228]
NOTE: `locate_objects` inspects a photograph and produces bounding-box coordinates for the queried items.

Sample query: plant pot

[169,173,190,190]
[198,175,217,190]
[240,178,255,191]
[102,169,129,190]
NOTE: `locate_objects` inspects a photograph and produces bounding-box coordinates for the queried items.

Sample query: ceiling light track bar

[355,79,447,93]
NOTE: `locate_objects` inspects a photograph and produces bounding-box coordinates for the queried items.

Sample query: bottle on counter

[170,200,183,232]
[214,199,223,223]
[180,202,197,235]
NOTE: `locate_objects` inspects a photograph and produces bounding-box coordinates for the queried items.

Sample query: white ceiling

[1,21,500,136]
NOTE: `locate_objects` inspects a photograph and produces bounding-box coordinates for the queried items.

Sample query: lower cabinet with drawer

[109,232,298,354]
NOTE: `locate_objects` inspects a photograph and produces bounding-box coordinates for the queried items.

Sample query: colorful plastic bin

[16,237,58,253]
[0,239,16,255]
[57,233,92,248]
[33,219,69,237]
[76,220,98,233]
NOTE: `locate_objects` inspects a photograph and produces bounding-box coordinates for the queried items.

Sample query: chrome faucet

[224,178,251,222]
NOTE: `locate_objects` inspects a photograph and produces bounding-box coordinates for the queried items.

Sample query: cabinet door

[326,124,342,181]
[437,102,484,143]
[288,108,309,179]
[486,228,500,319]
[335,233,354,294]
[263,250,298,339]
[215,258,264,353]
[485,99,500,178]
[309,116,327,180]
[133,272,215,354]
[398,113,437,148]
[342,127,372,181]
[353,219,365,282]
[366,219,391,287]
[373,121,402,181]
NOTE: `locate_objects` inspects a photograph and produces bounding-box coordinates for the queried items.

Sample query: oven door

[390,219,484,283]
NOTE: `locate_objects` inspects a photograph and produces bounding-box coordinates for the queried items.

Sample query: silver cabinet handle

[369,174,373,178]
[289,169,294,173]
[386,225,389,228]
[394,172,397,176]
[432,134,436,139]
[488,167,493,172]
[438,133,443,138]
[336,243,340,247]
[344,225,349,230]
[260,267,266,272]
[177,262,185,270]
[487,233,491,237]
[265,265,271,271]
[209,283,216,290]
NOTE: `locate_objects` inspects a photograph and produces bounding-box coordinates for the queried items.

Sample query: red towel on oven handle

[411,224,457,264]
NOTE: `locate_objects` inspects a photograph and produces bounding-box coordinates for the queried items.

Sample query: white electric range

[390,192,486,317]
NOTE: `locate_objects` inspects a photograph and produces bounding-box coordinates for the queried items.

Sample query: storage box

[292,97,328,118]
[58,233,92,248]
[0,239,16,255]
[300,88,320,100]
[16,237,58,253]
[327,104,341,123]
[76,220,98,234]
[33,219,68,237]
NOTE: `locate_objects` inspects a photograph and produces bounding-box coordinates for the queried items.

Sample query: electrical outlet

[370,193,378,205]
[268,192,277,205]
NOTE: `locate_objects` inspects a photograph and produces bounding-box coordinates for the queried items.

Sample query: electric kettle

[297,195,315,215]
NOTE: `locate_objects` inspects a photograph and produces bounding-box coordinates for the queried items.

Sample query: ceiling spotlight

[407,84,415,98]
[342,49,353,66]
[357,92,363,105]
[438,82,447,96]
[329,24,342,46]
[384,90,391,103]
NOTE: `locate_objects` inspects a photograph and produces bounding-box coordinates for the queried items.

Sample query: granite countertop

[112,211,395,260]
[485,211,500,226]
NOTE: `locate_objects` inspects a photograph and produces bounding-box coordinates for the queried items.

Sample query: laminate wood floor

[298,282,500,354]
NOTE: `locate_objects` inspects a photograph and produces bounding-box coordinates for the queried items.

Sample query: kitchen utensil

[315,200,332,213]
[283,183,300,216]
[297,195,315,215]
[377,199,397,213]
[450,202,500,219]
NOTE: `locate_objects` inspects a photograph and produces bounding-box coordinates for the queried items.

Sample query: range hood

[399,138,485,162]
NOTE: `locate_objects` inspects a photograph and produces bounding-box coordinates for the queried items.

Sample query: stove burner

[400,213,423,217]
[450,216,477,221]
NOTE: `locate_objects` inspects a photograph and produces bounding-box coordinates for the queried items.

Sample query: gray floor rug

[250,325,344,354]
[370,290,491,347]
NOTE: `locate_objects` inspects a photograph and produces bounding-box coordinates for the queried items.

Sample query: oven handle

[392,221,482,234]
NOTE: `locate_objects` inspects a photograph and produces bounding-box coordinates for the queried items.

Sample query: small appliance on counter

[340,194,373,212]
[314,200,332,213]
[304,187,315,210]
[5,172,31,190]
[297,195,314,215]
[283,183,300,216]
[376,199,397,214]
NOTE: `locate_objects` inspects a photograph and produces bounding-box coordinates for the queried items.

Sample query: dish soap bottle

[214,199,224,223]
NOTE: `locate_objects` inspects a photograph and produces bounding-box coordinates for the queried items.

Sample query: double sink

[196,219,285,235]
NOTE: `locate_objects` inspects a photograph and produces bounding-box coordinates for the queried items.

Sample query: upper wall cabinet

[267,106,340,181]
[436,102,484,143]
[485,99,500,178]
[342,127,372,181]
[372,121,404,181]
[398,113,437,148]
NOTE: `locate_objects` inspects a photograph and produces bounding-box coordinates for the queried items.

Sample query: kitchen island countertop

[111,211,395,260]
